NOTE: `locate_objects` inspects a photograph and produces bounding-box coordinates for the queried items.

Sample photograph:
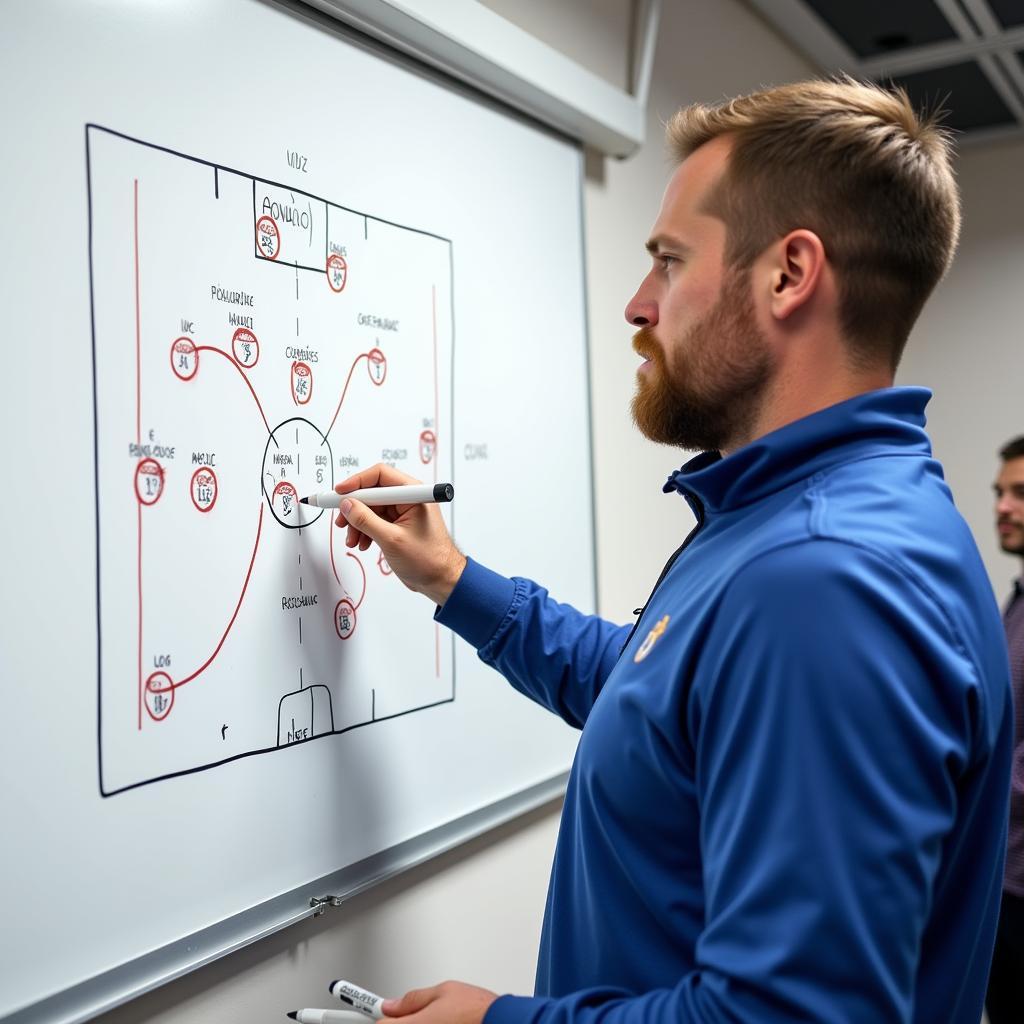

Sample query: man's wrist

[425,550,467,607]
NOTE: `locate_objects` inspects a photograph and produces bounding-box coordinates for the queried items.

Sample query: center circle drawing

[261,417,334,528]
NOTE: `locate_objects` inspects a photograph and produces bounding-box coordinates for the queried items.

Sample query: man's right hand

[334,463,467,607]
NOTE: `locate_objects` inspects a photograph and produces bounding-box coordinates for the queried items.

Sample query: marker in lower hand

[287,1010,367,1024]
[328,979,386,1019]
[301,483,454,509]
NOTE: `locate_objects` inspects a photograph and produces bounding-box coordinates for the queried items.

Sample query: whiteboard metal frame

[3,773,569,1024]
[301,0,661,157]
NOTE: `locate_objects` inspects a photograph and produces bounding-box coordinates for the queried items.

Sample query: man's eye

[659,254,678,268]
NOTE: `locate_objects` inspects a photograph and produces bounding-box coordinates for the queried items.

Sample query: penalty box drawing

[87,125,455,796]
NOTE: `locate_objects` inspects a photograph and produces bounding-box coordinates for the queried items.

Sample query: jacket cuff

[484,994,551,1024]
[434,556,517,651]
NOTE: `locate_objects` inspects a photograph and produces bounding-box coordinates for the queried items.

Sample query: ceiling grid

[746,0,1024,145]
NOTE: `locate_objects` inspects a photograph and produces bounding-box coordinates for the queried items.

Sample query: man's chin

[998,536,1024,557]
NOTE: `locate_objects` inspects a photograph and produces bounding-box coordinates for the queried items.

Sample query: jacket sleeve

[482,539,990,1024]
[435,557,631,728]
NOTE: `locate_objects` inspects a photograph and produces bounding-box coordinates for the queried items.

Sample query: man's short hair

[1000,437,1024,461]
[667,77,961,372]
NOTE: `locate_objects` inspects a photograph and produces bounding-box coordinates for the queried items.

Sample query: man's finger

[340,498,387,545]
[383,985,438,1017]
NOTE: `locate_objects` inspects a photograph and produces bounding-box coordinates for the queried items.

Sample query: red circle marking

[231,327,260,368]
[367,348,387,386]
[326,253,348,293]
[419,429,437,465]
[170,336,199,381]
[291,360,313,405]
[256,215,281,260]
[134,458,165,506]
[334,598,357,639]
[272,480,298,519]
[377,551,393,576]
[144,671,174,721]
[190,467,219,513]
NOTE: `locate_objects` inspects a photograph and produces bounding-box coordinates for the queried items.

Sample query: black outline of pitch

[261,416,332,529]
[86,123,457,797]
[101,698,456,797]
[82,122,453,269]
[252,178,322,273]
[276,683,336,744]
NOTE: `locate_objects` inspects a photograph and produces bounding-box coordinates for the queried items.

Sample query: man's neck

[722,365,894,457]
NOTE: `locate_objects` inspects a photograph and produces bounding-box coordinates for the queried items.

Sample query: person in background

[986,436,1024,1023]
[335,79,1013,1024]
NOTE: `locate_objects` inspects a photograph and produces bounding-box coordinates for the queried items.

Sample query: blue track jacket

[436,387,1011,1024]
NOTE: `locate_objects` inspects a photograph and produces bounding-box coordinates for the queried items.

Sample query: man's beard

[998,523,1024,557]
[630,271,775,452]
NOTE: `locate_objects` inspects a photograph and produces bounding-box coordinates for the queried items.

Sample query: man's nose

[625,282,658,327]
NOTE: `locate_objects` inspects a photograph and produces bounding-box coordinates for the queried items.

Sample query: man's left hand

[382,980,498,1023]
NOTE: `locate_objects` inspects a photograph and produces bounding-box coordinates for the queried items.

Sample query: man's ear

[768,229,826,322]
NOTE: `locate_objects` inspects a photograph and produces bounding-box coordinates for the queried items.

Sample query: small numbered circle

[190,467,218,512]
[419,429,436,464]
[327,253,348,292]
[291,361,313,405]
[232,327,260,368]
[334,598,357,639]
[272,480,298,522]
[135,458,165,506]
[170,337,199,380]
[145,671,174,721]
[367,348,387,386]
[256,215,280,260]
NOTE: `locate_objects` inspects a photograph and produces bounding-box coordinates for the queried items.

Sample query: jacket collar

[662,386,933,514]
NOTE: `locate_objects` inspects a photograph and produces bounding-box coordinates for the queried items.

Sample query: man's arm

[437,558,630,727]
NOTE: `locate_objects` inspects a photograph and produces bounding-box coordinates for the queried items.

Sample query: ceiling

[745,0,1024,144]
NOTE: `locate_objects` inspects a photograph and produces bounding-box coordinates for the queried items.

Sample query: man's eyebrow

[645,234,692,256]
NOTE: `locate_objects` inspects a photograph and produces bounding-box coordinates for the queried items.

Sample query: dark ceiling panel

[989,0,1024,30]
[802,0,958,58]
[885,61,1016,132]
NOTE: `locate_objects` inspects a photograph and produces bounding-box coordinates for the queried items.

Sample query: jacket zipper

[618,494,706,657]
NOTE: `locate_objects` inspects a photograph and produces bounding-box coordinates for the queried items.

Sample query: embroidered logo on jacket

[634,614,670,663]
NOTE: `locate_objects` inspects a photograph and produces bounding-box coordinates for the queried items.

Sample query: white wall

[899,137,1024,600]
[104,1,1011,1019]
[581,0,815,620]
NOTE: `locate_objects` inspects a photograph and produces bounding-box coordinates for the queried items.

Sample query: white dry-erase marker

[301,483,454,509]
[328,979,386,1019]
[287,1010,367,1024]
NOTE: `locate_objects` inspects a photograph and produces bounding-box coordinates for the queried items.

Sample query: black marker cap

[433,483,455,502]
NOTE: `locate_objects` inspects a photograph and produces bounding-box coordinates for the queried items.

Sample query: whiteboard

[0,2,594,1021]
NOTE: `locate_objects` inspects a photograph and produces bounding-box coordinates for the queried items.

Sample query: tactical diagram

[88,125,455,795]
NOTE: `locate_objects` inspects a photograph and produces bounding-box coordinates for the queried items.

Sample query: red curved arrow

[175,503,264,689]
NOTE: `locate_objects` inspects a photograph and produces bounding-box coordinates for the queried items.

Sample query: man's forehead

[651,136,732,239]
[670,135,732,197]
[997,457,1024,484]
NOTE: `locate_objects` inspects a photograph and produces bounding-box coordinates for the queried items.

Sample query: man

[336,80,1012,1023]
[986,437,1024,1023]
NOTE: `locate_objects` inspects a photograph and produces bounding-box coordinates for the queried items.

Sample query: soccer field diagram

[87,125,455,796]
